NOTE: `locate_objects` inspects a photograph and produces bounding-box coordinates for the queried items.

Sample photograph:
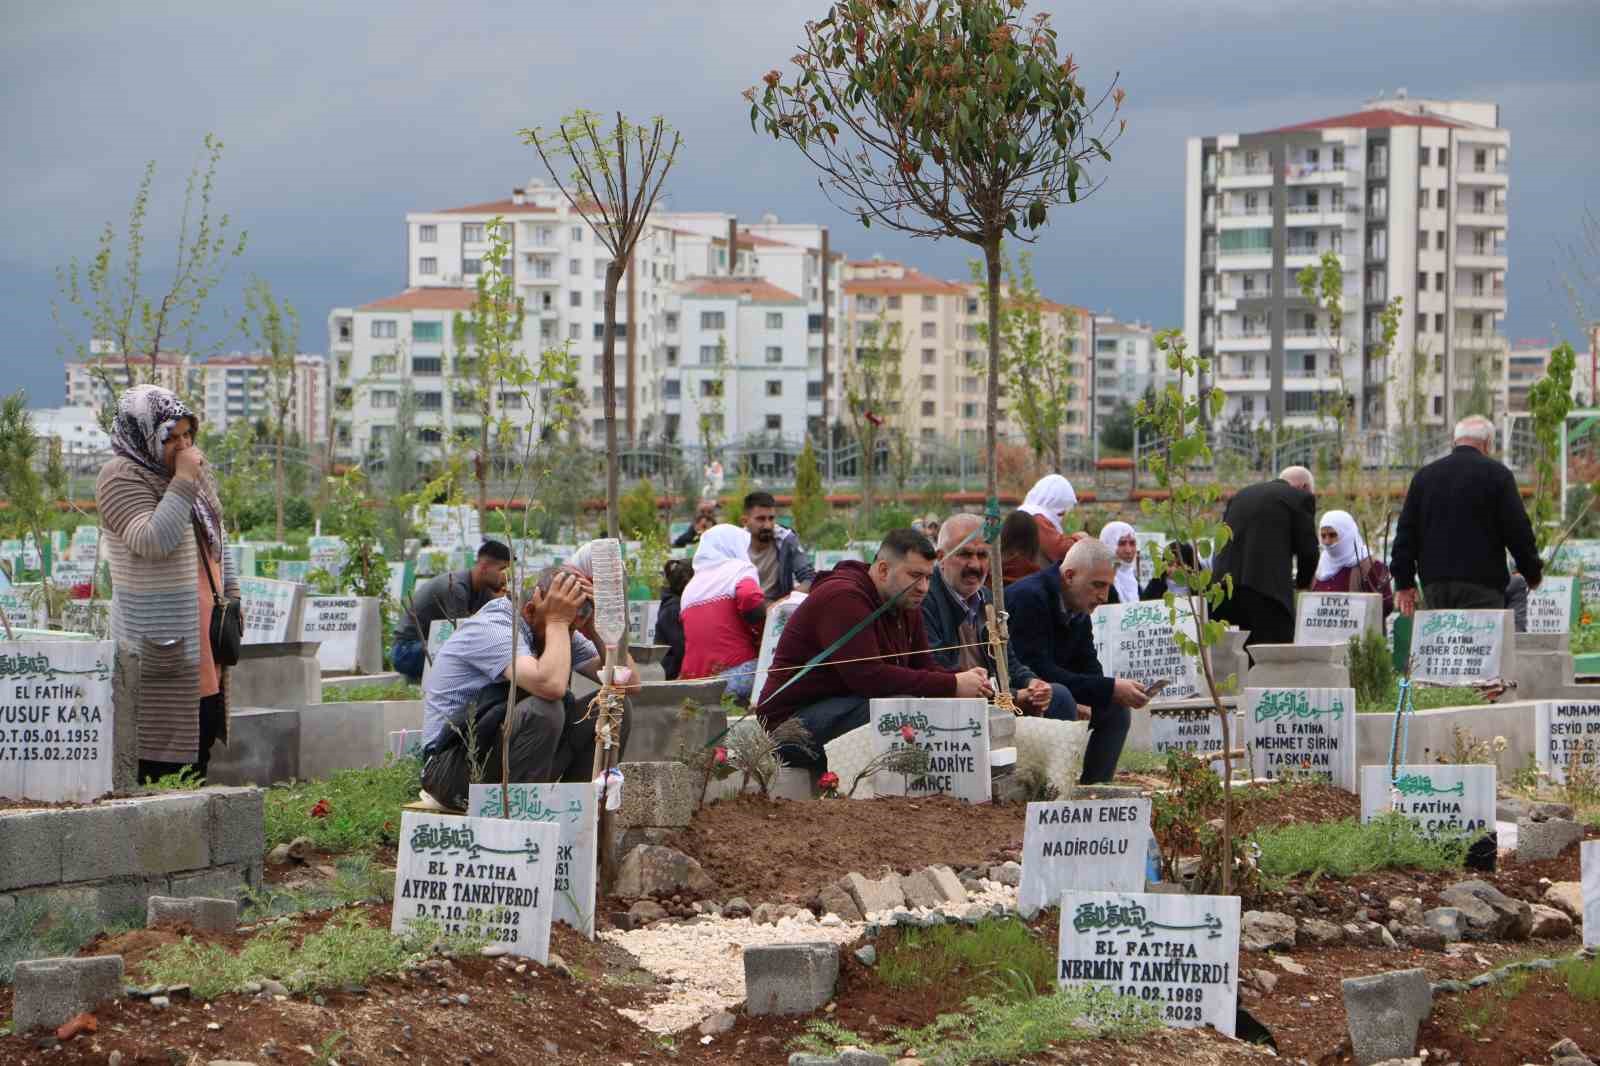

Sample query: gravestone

[386,561,415,606]
[1552,540,1600,603]
[1294,592,1383,646]
[1582,840,1598,949]
[1410,609,1508,684]
[0,587,45,631]
[50,556,98,592]
[813,549,864,571]
[421,620,457,688]
[274,559,311,583]
[0,639,115,801]
[1091,601,1202,700]
[1149,706,1225,758]
[1134,531,1168,587]
[1526,576,1577,635]
[469,782,597,938]
[868,698,991,804]
[1534,701,1600,785]
[1242,687,1357,791]
[391,811,558,963]
[1017,798,1153,918]
[60,600,112,639]
[70,525,99,553]
[299,596,382,674]
[1359,764,1494,837]
[241,577,304,645]
[751,594,806,708]
[1056,890,1240,1037]
[388,729,424,760]
[307,535,347,578]
[628,599,662,647]
[223,544,257,584]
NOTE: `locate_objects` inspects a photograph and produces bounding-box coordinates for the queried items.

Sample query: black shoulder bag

[198,524,244,667]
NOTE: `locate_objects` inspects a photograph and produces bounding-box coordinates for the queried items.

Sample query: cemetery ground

[3,747,1596,1066]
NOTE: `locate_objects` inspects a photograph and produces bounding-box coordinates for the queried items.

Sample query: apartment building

[1184,94,1510,430]
[1092,315,1161,419]
[194,354,329,447]
[65,352,191,409]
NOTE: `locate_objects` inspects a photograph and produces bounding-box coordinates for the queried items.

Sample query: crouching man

[419,569,638,809]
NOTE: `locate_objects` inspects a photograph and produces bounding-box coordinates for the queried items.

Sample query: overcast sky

[5,0,1597,406]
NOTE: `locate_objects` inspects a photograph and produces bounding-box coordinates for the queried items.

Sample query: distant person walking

[1213,466,1318,646]
[96,385,237,783]
[1391,415,1541,616]
[1017,474,1081,564]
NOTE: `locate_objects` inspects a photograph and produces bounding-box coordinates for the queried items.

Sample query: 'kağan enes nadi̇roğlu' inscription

[0,641,115,802]
[1242,688,1357,791]
[1017,799,1152,918]
[391,812,558,964]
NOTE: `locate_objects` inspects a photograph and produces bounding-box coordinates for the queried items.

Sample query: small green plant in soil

[1347,629,1394,709]
[876,918,1058,1000]
[1563,953,1600,1002]
[242,855,394,918]
[264,757,420,853]
[141,910,483,1000]
[0,900,142,985]
[1356,679,1485,714]
[321,680,422,703]
[1114,749,1167,776]
[1253,813,1471,881]
[144,765,206,791]
[1150,752,1263,899]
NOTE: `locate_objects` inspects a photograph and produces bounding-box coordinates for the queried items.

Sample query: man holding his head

[1212,465,1319,647]
[922,514,1056,714]
[1005,538,1150,783]
[755,529,994,760]
[743,491,815,601]
[1391,415,1541,615]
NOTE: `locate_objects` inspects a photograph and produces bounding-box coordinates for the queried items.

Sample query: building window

[1418,147,1431,166]
[666,346,678,366]
[921,322,936,339]
[463,258,482,275]
[921,348,936,365]
[594,260,609,279]
[416,391,443,410]
[807,313,823,332]
[664,379,680,399]
[497,392,524,409]
[700,311,726,329]
[593,292,604,310]
[961,403,978,418]
[568,323,581,340]
[462,224,485,242]
[571,226,584,241]
[1434,313,1444,333]
[412,357,442,376]
[766,312,784,329]
[766,379,783,397]
[412,321,443,343]
[1438,148,1448,168]
[418,257,437,275]
[370,319,397,339]
[1436,190,1446,209]
[855,296,879,312]
[920,296,936,312]
[569,290,582,308]
[765,414,782,432]
[807,381,822,399]
[698,345,719,364]
[371,354,397,375]
[1432,395,1442,416]
[1435,272,1445,291]
[569,259,581,276]
[665,312,679,331]
[765,346,783,364]
[418,224,436,243]
[887,295,901,310]
[1436,231,1446,250]
[700,380,723,397]
[371,390,398,409]
[1416,272,1427,292]
[921,374,935,390]
[921,400,935,416]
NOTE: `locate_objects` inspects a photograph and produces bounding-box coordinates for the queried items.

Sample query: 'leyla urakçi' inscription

[0,641,116,802]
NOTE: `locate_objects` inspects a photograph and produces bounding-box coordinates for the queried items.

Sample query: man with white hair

[1391,414,1541,614]
[1004,537,1151,783]
[1212,466,1319,647]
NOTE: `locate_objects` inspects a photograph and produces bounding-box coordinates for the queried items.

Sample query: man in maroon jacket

[755,528,995,766]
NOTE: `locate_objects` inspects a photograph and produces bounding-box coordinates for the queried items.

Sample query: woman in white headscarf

[678,524,767,702]
[1017,474,1080,563]
[1098,521,1143,604]
[1311,510,1393,616]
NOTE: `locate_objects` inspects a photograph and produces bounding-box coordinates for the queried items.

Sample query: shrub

[1253,814,1471,880]
[263,758,421,853]
[618,478,661,540]
[1348,629,1394,709]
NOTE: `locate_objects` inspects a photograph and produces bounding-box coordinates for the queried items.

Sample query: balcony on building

[1457,149,1509,185]
[1454,278,1506,311]
[1457,195,1508,225]
[1456,235,1508,270]
[1216,153,1273,189]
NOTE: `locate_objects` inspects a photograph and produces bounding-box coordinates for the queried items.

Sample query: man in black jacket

[1391,415,1542,615]
[1213,466,1319,646]
[1006,538,1150,783]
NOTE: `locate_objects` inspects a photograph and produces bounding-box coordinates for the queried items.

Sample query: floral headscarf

[110,385,223,560]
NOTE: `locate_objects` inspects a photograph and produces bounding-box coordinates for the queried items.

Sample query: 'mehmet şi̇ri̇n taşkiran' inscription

[0,641,115,803]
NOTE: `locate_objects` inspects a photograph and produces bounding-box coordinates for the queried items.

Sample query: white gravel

[602,881,1020,1033]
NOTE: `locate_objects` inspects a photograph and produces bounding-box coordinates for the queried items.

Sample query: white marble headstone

[1409,609,1508,684]
[1534,701,1600,785]
[1359,764,1494,837]
[392,811,558,963]
[1582,840,1598,949]
[1017,799,1153,918]
[300,596,364,672]
[1091,600,1202,700]
[1526,577,1576,635]
[387,729,424,760]
[1148,707,1225,758]
[751,593,805,709]
[628,599,662,647]
[241,576,303,644]
[1056,890,1240,1037]
[421,620,457,688]
[0,587,46,631]
[0,640,115,802]
[867,698,992,804]
[1294,592,1382,646]
[307,535,347,578]
[1134,531,1168,587]
[469,782,598,939]
[1242,687,1357,791]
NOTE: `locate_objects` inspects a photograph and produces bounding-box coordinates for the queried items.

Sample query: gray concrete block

[1341,968,1432,1066]
[231,641,320,707]
[298,702,390,780]
[125,792,213,874]
[168,860,260,900]
[744,942,839,1016]
[11,954,125,1033]
[207,786,266,866]
[207,707,300,786]
[321,671,404,694]
[146,894,238,933]
[1516,817,1584,862]
[989,710,1017,745]
[0,810,66,890]
[111,648,141,792]
[615,761,697,829]
[59,803,141,883]
[620,679,728,763]
[1245,643,1350,690]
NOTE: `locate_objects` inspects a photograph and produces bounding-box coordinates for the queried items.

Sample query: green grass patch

[242,855,394,919]
[1357,682,1486,714]
[0,899,142,985]
[876,918,1059,1000]
[1115,749,1168,775]
[1563,954,1600,1002]
[140,910,481,1000]
[321,681,422,703]
[264,758,420,853]
[1253,813,1471,880]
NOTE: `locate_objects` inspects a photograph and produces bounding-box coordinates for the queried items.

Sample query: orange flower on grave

[309,799,331,819]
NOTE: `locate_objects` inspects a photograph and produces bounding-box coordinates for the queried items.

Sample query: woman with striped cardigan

[95,385,237,783]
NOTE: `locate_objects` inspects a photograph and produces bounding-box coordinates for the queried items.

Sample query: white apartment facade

[1184,95,1510,431]
[194,354,329,447]
[1091,315,1161,418]
[29,405,110,459]
[65,353,191,410]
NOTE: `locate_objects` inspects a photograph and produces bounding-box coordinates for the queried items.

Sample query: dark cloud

[4,0,1597,404]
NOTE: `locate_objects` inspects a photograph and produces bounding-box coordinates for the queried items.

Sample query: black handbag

[198,525,243,668]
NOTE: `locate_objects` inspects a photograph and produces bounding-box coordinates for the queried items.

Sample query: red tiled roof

[359,288,479,312]
[736,230,794,249]
[681,277,804,303]
[844,267,966,296]
[1266,108,1466,133]
[434,198,558,215]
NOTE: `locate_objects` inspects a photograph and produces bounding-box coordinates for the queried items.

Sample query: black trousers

[1419,580,1503,611]
[1219,587,1295,648]
[139,692,225,785]
[1079,702,1132,785]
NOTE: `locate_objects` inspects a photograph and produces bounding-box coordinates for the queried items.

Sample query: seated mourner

[391,540,512,682]
[1004,537,1150,784]
[419,569,637,809]
[755,528,994,766]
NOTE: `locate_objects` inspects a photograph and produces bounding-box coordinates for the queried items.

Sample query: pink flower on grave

[818,771,839,791]
[900,725,917,743]
[713,746,728,765]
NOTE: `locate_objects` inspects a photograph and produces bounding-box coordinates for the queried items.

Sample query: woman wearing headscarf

[1018,474,1081,564]
[1311,510,1394,617]
[1099,520,1143,604]
[677,524,767,702]
[95,385,236,783]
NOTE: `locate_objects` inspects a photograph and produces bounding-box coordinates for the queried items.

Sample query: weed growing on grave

[1558,737,1600,815]
[1150,752,1263,900]
[1430,726,1506,766]
[140,909,482,1000]
[1509,752,1543,794]
[876,918,1057,1000]
[1347,629,1394,709]
[725,717,815,799]
[321,680,422,703]
[0,900,140,985]
[1563,954,1600,1002]
[241,855,394,918]
[263,757,421,853]
[1252,813,1470,881]
[145,765,205,791]
[1114,749,1167,776]
[1356,681,1486,714]
[1015,765,1061,802]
